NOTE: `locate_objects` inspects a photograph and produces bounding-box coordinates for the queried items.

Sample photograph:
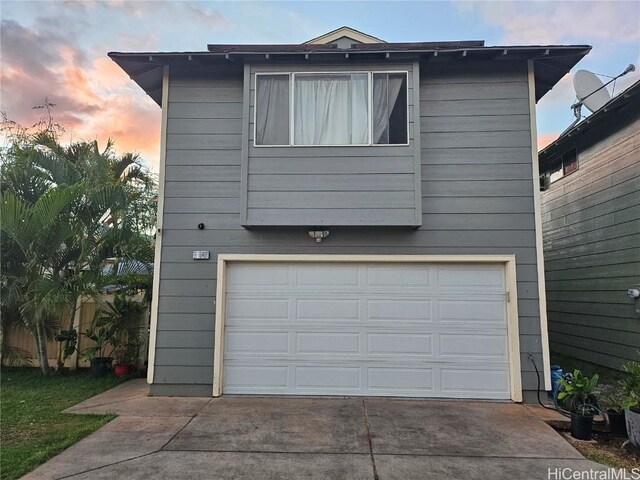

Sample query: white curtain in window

[372,74,404,144]
[294,73,369,145]
[255,75,289,145]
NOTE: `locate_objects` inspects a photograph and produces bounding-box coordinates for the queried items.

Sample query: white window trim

[253,70,410,148]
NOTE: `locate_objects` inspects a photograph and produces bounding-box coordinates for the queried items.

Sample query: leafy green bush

[558,369,599,415]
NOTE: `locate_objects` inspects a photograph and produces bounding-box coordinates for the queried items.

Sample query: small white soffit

[304,26,386,45]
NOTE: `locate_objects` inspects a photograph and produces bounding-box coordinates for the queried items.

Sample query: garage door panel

[295,366,361,389]
[367,299,432,321]
[365,265,432,287]
[296,264,359,286]
[226,331,289,354]
[440,368,510,397]
[225,365,289,390]
[437,265,505,290]
[296,332,360,354]
[438,299,505,324]
[368,367,434,392]
[227,264,290,288]
[226,297,289,320]
[297,299,359,320]
[367,333,433,356]
[439,334,508,359]
[222,262,511,399]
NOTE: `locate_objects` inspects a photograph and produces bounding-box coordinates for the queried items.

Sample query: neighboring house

[539,80,640,371]
[110,26,590,402]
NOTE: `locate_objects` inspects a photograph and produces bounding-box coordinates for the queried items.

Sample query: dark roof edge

[539,79,640,160]
[109,43,590,57]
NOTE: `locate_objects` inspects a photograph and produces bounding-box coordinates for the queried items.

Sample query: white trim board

[213,254,523,402]
[146,65,169,385]
[527,60,551,391]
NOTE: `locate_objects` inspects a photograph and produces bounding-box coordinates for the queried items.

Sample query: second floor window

[255,71,408,147]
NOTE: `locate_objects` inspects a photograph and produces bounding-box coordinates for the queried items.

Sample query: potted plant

[558,369,600,440]
[113,348,130,377]
[601,390,627,437]
[88,295,146,377]
[620,360,640,448]
[124,341,141,374]
[83,324,116,376]
[53,328,78,374]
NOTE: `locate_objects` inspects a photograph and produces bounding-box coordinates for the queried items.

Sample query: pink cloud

[537,132,559,151]
[0,17,161,170]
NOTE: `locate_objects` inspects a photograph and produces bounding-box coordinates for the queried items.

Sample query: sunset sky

[1,0,639,172]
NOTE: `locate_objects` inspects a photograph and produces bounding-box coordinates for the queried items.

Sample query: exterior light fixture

[308,230,330,243]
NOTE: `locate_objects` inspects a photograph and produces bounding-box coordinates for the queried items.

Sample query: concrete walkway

[24,379,606,479]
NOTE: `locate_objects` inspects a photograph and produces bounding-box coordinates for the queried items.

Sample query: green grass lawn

[1,368,126,480]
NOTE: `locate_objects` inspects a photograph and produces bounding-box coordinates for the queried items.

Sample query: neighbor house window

[549,149,578,183]
[254,71,408,146]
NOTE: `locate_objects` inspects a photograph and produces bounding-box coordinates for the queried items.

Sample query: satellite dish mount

[571,64,636,119]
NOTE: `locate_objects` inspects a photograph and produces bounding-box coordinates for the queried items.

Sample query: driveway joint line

[161,448,372,454]
[54,451,159,480]
[362,399,379,480]
[370,452,585,459]
[159,397,214,451]
[65,394,148,411]
[56,395,213,478]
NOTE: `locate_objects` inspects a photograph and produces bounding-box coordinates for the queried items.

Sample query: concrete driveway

[24,379,605,480]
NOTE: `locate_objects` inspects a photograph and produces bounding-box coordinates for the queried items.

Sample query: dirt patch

[560,431,640,469]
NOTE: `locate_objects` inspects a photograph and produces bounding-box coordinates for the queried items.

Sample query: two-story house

[110,27,590,402]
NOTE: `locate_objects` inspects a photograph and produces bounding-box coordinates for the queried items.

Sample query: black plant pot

[571,412,594,440]
[606,410,627,437]
[89,357,113,377]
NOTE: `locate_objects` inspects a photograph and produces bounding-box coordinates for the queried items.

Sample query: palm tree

[1,112,156,373]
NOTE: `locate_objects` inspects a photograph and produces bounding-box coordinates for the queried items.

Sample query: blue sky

[1,0,638,170]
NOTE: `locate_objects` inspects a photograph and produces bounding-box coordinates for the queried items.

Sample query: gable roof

[539,79,640,167]
[304,26,386,44]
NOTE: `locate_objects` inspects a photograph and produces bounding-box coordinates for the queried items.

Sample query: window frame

[253,70,410,148]
[548,148,579,185]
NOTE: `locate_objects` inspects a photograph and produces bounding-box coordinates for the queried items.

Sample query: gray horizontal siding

[423,179,533,197]
[421,115,530,133]
[248,173,415,191]
[159,229,537,248]
[420,82,528,101]
[248,191,415,208]
[420,147,532,164]
[541,115,640,370]
[165,182,239,198]
[168,102,242,119]
[422,164,532,180]
[153,60,543,395]
[250,156,415,174]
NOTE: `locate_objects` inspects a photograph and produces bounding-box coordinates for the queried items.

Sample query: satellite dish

[563,64,635,135]
[573,70,611,113]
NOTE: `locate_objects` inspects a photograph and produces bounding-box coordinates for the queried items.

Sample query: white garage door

[222,262,511,399]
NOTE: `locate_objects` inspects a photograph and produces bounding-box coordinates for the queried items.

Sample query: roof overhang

[539,79,640,168]
[109,43,591,107]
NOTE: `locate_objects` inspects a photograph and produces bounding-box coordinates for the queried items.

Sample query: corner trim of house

[527,59,551,391]
[212,254,523,402]
[147,64,170,385]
